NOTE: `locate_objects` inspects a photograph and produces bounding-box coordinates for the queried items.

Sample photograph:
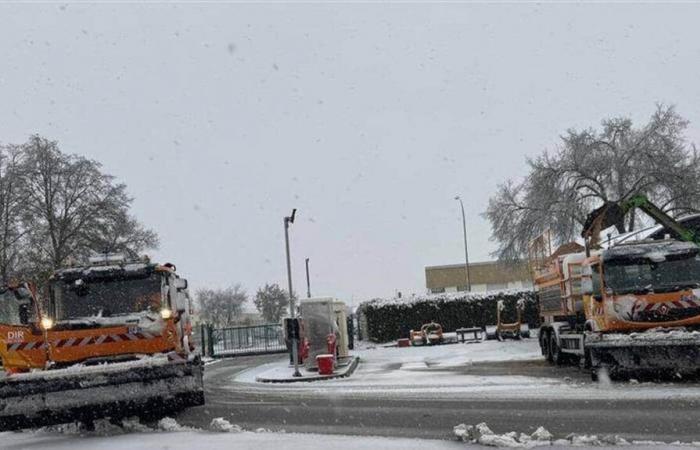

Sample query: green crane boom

[581,194,699,246]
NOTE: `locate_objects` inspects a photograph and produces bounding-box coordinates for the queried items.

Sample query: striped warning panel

[642,296,700,312]
[6,340,46,351]
[52,332,160,348]
[6,332,161,352]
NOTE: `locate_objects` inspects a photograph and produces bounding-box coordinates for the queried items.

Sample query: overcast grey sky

[2,2,700,304]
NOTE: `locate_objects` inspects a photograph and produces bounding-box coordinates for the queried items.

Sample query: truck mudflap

[0,355,204,431]
[587,330,700,376]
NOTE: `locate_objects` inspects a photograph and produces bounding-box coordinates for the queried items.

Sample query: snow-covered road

[234,337,700,402]
[170,338,700,443]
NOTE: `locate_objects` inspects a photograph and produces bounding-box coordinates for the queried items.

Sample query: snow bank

[209,417,242,433]
[158,417,192,432]
[453,422,700,448]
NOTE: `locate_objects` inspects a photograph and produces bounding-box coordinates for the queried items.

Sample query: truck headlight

[160,308,173,319]
[41,317,54,330]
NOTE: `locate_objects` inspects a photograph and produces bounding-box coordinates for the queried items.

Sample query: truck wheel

[581,347,592,370]
[549,333,563,365]
[541,331,552,362]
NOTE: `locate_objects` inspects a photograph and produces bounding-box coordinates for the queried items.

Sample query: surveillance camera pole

[284,208,301,377]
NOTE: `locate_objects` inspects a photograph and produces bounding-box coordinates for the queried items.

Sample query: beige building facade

[425,260,532,294]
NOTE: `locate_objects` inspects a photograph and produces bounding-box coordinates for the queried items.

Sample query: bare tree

[486,105,700,260]
[0,145,31,282]
[20,135,158,272]
[253,283,290,323]
[84,208,159,258]
[196,284,248,327]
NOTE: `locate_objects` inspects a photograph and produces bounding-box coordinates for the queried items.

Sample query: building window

[431,288,445,294]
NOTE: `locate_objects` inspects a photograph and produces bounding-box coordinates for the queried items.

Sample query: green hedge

[358,289,539,343]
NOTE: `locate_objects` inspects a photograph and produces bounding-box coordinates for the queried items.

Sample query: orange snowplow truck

[0,256,204,431]
[531,195,700,380]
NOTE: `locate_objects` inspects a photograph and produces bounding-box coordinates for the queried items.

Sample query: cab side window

[0,291,33,325]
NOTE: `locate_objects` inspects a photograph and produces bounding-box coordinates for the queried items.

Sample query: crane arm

[625,195,698,243]
[581,194,699,245]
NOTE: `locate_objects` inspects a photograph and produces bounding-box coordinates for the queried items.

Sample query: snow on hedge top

[361,287,534,307]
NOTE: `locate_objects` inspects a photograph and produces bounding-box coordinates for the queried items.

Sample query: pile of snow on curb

[209,418,243,433]
[452,422,677,447]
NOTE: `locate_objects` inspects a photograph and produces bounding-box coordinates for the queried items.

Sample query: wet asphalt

[175,353,700,442]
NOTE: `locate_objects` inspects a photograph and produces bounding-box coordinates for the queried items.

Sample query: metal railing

[202,323,287,357]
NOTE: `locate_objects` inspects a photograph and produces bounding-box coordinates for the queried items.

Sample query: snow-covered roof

[601,213,700,249]
[54,262,156,282]
[602,239,698,263]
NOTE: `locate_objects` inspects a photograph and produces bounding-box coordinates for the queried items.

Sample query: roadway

[176,354,700,443]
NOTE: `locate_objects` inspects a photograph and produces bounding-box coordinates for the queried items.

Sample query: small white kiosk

[300,297,349,369]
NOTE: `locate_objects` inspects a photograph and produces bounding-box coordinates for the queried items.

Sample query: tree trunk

[628,207,636,231]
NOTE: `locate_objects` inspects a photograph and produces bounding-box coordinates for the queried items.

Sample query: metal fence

[201,323,287,357]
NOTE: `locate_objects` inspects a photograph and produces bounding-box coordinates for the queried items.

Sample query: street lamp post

[284,208,301,377]
[454,196,471,292]
[305,258,311,298]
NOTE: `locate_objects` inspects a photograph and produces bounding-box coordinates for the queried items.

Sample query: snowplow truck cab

[582,240,700,376]
[44,259,193,366]
[0,257,204,431]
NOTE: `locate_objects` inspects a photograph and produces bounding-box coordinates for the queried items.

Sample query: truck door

[0,285,47,373]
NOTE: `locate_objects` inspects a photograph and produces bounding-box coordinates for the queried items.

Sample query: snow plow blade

[588,330,700,376]
[0,356,204,431]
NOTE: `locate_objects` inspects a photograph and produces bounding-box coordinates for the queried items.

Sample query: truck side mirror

[174,278,188,290]
[18,304,29,325]
[581,265,593,295]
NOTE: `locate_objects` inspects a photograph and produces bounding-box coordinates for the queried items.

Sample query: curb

[256,355,360,383]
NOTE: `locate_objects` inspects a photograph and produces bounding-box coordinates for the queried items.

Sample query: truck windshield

[605,255,700,294]
[52,274,162,320]
[0,287,34,325]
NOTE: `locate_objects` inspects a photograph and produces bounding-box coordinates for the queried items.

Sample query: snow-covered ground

[1,429,468,450]
[234,335,700,401]
[0,417,695,449]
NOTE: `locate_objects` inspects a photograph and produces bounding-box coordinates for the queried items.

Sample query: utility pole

[284,208,301,377]
[454,196,471,292]
[305,258,311,298]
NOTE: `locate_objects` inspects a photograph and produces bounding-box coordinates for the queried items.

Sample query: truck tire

[541,330,552,363]
[549,333,564,365]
